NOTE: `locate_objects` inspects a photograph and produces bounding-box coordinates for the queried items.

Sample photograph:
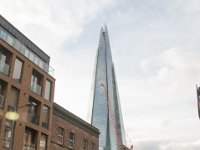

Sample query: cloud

[1,0,200,148]
[0,0,120,51]
[120,47,200,148]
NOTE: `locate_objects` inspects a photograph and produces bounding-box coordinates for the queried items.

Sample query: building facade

[51,103,99,150]
[88,26,127,150]
[0,15,100,150]
[0,15,55,150]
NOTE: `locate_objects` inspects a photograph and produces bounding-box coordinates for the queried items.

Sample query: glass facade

[0,26,54,76]
[88,26,126,150]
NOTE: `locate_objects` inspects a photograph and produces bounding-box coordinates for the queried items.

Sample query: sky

[1,0,200,149]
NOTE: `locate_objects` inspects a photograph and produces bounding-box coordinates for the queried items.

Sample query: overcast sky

[1,0,200,149]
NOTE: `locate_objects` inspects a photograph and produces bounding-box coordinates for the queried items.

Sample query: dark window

[23,128,37,150]
[27,97,40,125]
[42,105,49,129]
[83,140,88,150]
[0,80,6,109]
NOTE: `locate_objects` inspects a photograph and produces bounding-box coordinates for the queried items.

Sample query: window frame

[68,132,75,149]
[57,127,64,145]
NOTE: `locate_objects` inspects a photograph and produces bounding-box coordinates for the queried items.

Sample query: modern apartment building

[0,15,55,150]
[0,15,100,150]
[51,103,99,150]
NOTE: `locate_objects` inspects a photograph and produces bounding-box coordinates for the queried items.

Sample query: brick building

[0,15,100,150]
[51,103,99,150]
[0,15,55,149]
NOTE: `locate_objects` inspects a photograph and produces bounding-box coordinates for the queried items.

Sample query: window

[2,120,12,148]
[23,128,37,150]
[44,80,51,101]
[0,47,11,76]
[0,80,6,108]
[40,133,47,150]
[12,58,23,82]
[30,70,42,95]
[27,97,40,125]
[58,127,64,144]
[68,132,75,149]
[42,105,49,129]
[83,140,88,150]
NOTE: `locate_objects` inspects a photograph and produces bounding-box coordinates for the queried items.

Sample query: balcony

[31,115,39,125]
[27,112,39,125]
[30,82,41,96]
[0,59,10,76]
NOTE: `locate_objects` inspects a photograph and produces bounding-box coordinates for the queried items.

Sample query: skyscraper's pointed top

[103,24,108,32]
[89,25,127,149]
[100,26,104,33]
[100,24,108,33]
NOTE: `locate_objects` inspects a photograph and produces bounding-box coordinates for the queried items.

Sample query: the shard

[88,26,127,150]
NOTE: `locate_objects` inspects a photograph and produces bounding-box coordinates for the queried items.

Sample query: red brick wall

[51,114,99,150]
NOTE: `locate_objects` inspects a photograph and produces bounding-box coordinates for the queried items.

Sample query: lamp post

[5,103,34,150]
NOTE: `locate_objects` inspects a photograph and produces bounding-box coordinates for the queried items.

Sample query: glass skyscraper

[88,26,127,150]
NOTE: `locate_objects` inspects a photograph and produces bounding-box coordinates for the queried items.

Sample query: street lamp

[5,103,34,150]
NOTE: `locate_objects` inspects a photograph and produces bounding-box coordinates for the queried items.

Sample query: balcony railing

[30,82,42,95]
[23,143,36,150]
[0,26,54,76]
[31,115,39,125]
[27,112,39,125]
[0,60,10,76]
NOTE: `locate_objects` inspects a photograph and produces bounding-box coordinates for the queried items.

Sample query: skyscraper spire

[88,26,126,150]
